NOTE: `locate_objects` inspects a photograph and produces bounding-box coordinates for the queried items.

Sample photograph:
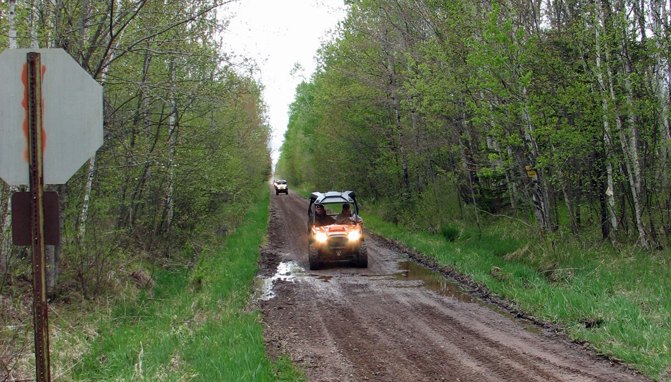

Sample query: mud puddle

[258,258,551,336]
[395,260,475,302]
[396,260,542,334]
[255,260,304,300]
[262,258,507,318]
[259,257,520,328]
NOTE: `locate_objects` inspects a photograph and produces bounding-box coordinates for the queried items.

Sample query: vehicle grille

[328,236,348,249]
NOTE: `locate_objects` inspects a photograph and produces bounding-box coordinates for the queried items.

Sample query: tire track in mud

[258,189,650,382]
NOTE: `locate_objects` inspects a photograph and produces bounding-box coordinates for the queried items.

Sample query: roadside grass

[66,188,305,382]
[364,212,671,381]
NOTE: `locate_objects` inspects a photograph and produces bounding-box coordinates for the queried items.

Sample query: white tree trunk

[650,0,670,142]
[9,0,17,49]
[165,59,178,231]
[507,6,553,232]
[78,156,96,241]
[594,3,619,238]
[30,1,39,48]
[610,0,649,248]
[621,69,649,248]
[521,86,552,231]
[46,0,66,292]
[650,0,671,202]
[77,0,94,241]
[79,0,122,239]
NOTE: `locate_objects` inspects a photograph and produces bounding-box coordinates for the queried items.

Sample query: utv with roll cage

[306,191,367,270]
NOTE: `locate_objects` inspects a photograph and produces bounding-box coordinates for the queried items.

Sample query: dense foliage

[0,0,270,314]
[0,0,271,377]
[276,0,671,248]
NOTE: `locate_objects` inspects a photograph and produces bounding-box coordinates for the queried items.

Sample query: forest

[0,0,271,375]
[0,0,271,292]
[277,0,671,250]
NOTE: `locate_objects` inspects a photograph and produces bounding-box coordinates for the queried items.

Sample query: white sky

[219,0,347,168]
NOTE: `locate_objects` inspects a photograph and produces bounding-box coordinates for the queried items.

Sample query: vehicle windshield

[321,203,339,216]
[320,202,355,217]
[277,180,287,184]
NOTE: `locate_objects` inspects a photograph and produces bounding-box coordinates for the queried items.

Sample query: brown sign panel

[11,192,60,245]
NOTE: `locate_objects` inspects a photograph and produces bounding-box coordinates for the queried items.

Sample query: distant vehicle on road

[273,179,288,195]
[307,191,366,269]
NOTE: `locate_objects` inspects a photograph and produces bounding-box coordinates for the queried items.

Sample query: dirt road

[257,190,649,382]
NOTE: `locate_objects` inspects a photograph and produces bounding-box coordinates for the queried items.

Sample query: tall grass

[68,188,304,381]
[364,212,671,381]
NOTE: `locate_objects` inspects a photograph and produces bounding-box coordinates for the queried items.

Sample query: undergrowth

[39,186,305,381]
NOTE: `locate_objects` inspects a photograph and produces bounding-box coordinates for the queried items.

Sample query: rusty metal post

[27,52,51,382]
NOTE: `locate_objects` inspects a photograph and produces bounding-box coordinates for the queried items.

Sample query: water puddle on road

[255,260,304,300]
[395,261,475,303]
[395,260,542,334]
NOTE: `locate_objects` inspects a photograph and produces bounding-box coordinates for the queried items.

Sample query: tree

[279,0,671,247]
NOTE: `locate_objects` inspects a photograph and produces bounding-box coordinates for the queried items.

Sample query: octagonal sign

[0,48,103,185]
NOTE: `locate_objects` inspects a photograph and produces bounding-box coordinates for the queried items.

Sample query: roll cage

[307,191,360,226]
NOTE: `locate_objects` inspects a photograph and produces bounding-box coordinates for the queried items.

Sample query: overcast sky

[219,0,347,168]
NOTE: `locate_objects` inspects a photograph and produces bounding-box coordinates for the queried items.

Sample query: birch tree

[593,1,620,239]
[610,0,649,247]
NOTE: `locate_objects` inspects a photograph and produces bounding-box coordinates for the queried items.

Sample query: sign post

[26,51,50,382]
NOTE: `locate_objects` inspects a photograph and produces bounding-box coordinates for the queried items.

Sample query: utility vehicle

[307,191,367,270]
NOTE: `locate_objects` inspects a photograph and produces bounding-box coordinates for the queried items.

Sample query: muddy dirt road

[257,190,649,382]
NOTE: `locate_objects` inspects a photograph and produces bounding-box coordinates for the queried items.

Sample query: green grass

[68,188,305,382]
[364,213,671,381]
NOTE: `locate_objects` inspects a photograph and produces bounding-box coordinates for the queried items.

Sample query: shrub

[440,224,460,242]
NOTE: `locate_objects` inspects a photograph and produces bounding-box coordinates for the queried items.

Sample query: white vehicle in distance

[273,179,288,195]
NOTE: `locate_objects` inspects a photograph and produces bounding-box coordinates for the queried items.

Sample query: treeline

[0,0,271,297]
[277,0,671,248]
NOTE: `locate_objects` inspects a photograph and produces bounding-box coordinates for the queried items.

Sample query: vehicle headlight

[347,230,361,241]
[315,232,328,243]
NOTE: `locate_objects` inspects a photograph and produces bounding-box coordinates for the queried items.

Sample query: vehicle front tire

[308,245,321,270]
[353,243,368,268]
